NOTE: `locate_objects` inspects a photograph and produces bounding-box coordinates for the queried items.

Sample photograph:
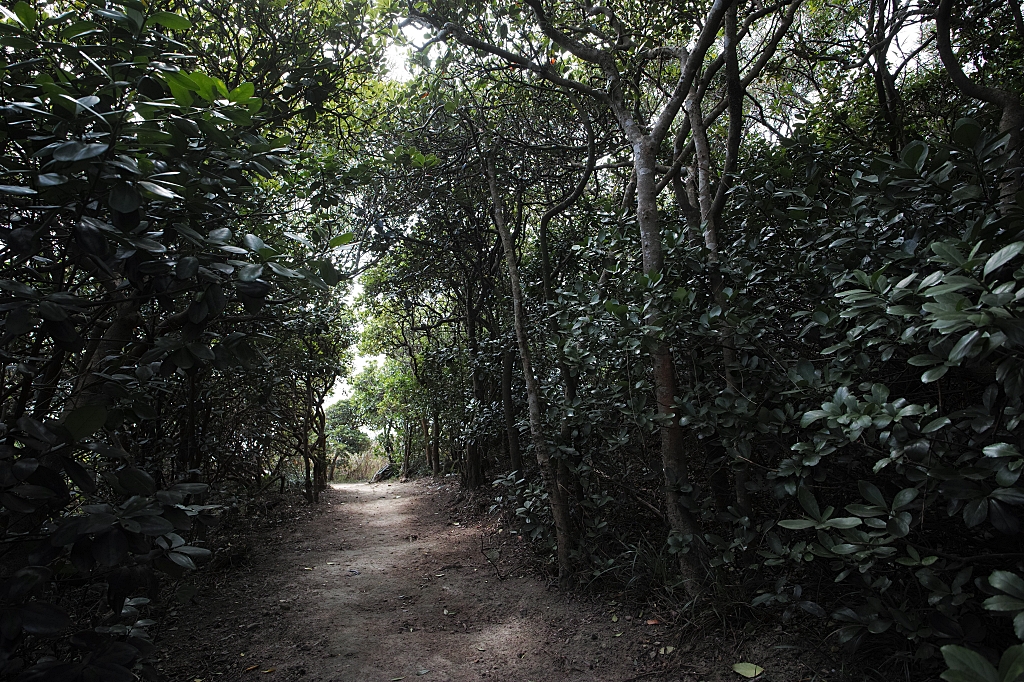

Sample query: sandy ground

[154,480,835,682]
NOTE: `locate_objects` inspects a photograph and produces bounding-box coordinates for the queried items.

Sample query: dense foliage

[350,1,1024,680]
[0,0,372,677]
[3,0,1024,679]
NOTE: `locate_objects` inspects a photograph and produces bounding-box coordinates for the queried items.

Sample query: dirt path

[156,480,828,682]
[156,480,672,682]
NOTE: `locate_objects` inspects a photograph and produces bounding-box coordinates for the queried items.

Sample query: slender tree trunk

[632,136,704,596]
[400,418,412,479]
[422,416,431,470]
[431,411,441,475]
[685,36,752,519]
[487,154,574,589]
[501,348,524,474]
[464,287,484,487]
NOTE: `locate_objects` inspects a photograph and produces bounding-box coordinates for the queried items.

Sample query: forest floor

[153,479,838,682]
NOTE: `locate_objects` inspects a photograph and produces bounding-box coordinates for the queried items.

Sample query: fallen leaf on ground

[659,646,676,655]
[476,646,486,651]
[244,665,258,672]
[261,669,275,674]
[614,632,623,637]
[611,615,618,622]
[732,662,764,678]
[417,670,430,676]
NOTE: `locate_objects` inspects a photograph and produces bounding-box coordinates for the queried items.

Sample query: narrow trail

[158,480,686,682]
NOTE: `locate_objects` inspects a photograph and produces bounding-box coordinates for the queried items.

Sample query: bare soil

[153,480,837,682]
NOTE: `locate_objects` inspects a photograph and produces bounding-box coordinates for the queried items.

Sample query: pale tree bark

[486,152,575,589]
[411,0,802,595]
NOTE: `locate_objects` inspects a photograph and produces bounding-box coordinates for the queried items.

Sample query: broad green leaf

[777,519,816,530]
[63,405,108,441]
[922,365,949,383]
[985,243,1024,277]
[984,443,1021,458]
[732,663,764,678]
[109,182,142,213]
[999,646,1024,682]
[983,596,1024,612]
[921,416,950,433]
[990,571,1024,600]
[941,645,999,682]
[147,11,191,30]
[228,82,255,103]
[0,184,37,195]
[138,181,180,201]
[329,232,354,247]
[13,1,36,29]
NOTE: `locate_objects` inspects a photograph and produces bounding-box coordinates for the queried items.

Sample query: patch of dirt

[153,480,838,682]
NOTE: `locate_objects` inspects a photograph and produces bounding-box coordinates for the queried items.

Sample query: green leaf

[830,543,860,555]
[329,232,354,247]
[949,331,981,363]
[990,571,1024,601]
[138,181,180,201]
[116,467,155,496]
[732,662,764,678]
[901,140,929,173]
[983,595,1024,612]
[108,182,142,213]
[922,416,950,433]
[13,1,36,29]
[0,184,37,195]
[52,141,108,162]
[941,645,999,682]
[822,517,862,529]
[998,646,1024,682]
[985,243,1024,277]
[798,487,821,520]
[168,551,197,570]
[800,410,829,427]
[984,443,1021,458]
[777,519,816,530]
[922,365,949,383]
[63,405,108,441]
[147,11,191,30]
[858,481,887,508]
[892,488,920,509]
[228,82,255,103]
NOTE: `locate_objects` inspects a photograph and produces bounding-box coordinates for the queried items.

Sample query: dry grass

[333,450,388,482]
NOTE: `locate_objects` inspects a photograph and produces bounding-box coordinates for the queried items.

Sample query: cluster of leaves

[0,0,364,676]
[349,2,1024,678]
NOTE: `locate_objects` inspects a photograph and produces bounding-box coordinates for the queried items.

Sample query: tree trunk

[936,0,1024,199]
[421,416,431,470]
[632,136,704,596]
[401,418,412,479]
[487,154,574,589]
[464,290,484,487]
[501,348,524,474]
[431,410,441,475]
